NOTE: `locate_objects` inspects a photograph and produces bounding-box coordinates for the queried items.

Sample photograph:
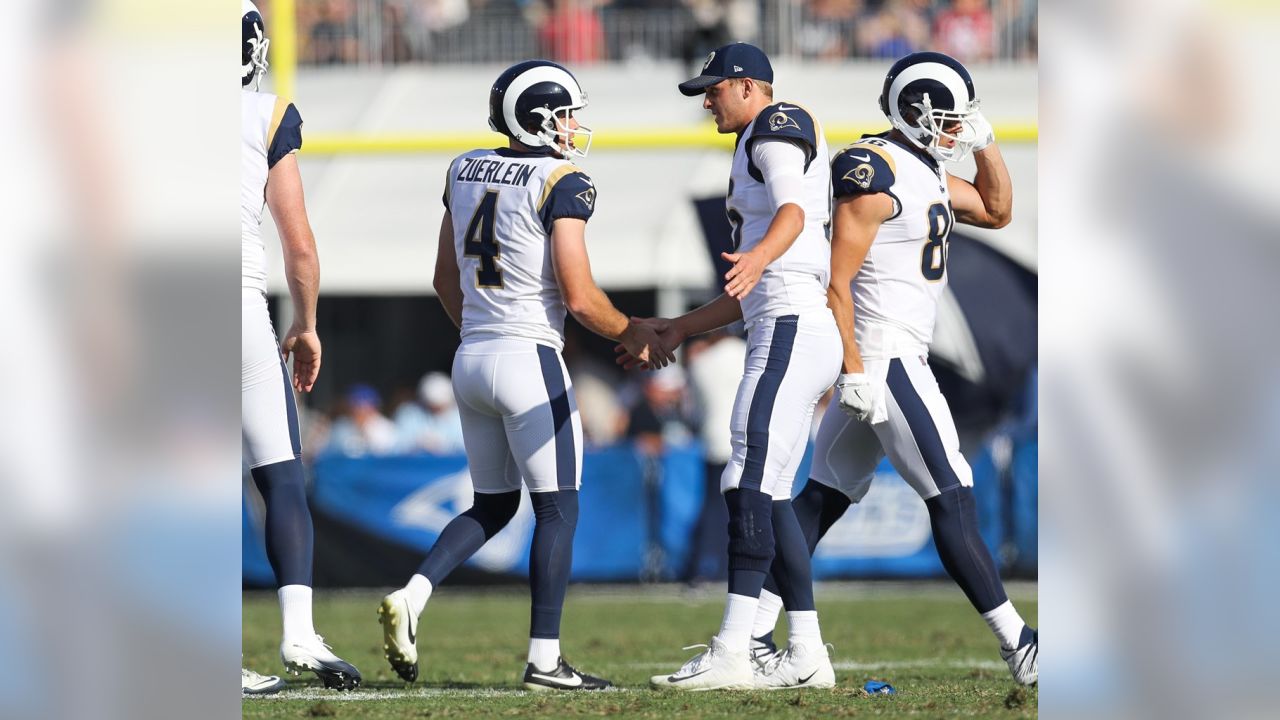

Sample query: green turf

[243,582,1036,719]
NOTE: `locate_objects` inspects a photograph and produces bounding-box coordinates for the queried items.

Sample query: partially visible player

[378,60,670,692]
[750,51,1038,686]
[241,0,361,692]
[631,43,842,691]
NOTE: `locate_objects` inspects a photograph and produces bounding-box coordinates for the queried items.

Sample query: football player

[750,51,1038,686]
[631,43,842,690]
[377,60,669,692]
[241,1,361,692]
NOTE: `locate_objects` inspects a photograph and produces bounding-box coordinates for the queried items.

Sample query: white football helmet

[488,60,593,159]
[879,51,983,163]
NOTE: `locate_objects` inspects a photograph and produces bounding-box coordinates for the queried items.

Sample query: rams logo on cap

[702,51,716,71]
[768,111,801,133]
[576,187,596,210]
[844,164,875,190]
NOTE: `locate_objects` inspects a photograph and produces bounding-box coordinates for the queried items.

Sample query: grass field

[243,581,1036,719]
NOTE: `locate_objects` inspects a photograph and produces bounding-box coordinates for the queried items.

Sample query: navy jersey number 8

[464,191,504,288]
[920,202,952,282]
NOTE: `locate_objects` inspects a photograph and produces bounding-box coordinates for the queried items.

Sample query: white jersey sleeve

[832,134,954,357]
[750,138,807,210]
[241,90,303,294]
[445,148,597,350]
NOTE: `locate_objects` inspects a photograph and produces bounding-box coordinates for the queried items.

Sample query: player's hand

[281,325,322,393]
[615,317,683,370]
[617,319,675,370]
[722,250,767,300]
[835,372,875,422]
[967,108,995,152]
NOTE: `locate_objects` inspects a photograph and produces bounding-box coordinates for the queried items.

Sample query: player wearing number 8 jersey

[750,51,1038,686]
[378,60,668,692]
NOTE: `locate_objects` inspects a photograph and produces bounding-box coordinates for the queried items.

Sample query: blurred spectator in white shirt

[394,372,466,454]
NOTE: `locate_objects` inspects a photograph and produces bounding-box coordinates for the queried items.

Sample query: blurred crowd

[286,0,1036,66]
[303,329,835,461]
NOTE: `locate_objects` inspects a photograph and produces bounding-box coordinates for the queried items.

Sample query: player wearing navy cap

[633,43,841,691]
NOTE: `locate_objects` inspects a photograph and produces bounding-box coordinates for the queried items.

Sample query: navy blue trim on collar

[493,146,560,158]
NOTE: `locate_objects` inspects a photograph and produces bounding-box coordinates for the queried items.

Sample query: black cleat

[522,657,612,692]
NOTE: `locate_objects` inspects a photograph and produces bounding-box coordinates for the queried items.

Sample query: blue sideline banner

[244,441,1029,586]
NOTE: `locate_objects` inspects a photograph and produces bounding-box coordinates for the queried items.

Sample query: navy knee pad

[925,486,1008,613]
[417,489,519,585]
[465,490,521,539]
[725,488,776,574]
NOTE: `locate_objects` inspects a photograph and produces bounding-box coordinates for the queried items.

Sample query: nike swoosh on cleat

[529,672,583,688]
[406,607,416,644]
[669,668,711,682]
[798,669,819,684]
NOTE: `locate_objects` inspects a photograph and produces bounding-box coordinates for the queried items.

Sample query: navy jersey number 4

[465,191,504,288]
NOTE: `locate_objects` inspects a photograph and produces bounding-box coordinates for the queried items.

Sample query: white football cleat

[241,667,286,695]
[280,634,362,691]
[649,636,754,691]
[752,641,836,689]
[1001,627,1038,686]
[378,590,419,682]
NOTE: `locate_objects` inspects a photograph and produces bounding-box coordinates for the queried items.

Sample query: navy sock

[766,500,816,611]
[529,490,579,639]
[725,488,775,597]
[763,480,851,596]
[925,487,1008,613]
[251,458,314,587]
[417,490,520,585]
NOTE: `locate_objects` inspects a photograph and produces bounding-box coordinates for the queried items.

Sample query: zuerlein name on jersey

[455,157,537,188]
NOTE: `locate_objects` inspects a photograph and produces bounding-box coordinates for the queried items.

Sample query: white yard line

[247,687,636,701]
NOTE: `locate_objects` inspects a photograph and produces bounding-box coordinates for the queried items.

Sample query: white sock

[528,637,561,671]
[278,585,315,645]
[981,600,1027,649]
[752,589,784,642]
[716,593,760,652]
[406,574,433,617]
[787,610,823,647]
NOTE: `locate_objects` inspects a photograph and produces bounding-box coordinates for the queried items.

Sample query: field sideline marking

[247,687,639,701]
[624,658,1005,671]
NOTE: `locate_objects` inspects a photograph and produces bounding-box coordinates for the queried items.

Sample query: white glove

[967,109,995,152]
[835,373,875,422]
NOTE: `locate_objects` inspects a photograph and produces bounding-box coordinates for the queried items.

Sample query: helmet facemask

[899,94,982,163]
[532,101,593,159]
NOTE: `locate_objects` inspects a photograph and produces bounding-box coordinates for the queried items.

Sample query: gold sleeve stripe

[854,142,896,175]
[267,96,291,148]
[537,163,584,211]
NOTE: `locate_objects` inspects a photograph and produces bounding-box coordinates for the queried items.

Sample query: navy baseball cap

[678,43,774,96]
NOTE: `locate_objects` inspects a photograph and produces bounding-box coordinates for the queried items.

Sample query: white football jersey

[242,90,303,294]
[444,147,597,351]
[727,102,832,324]
[831,133,954,357]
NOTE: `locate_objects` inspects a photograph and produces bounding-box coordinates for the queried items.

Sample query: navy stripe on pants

[886,358,961,494]
[740,315,798,492]
[536,345,577,491]
[278,355,301,457]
